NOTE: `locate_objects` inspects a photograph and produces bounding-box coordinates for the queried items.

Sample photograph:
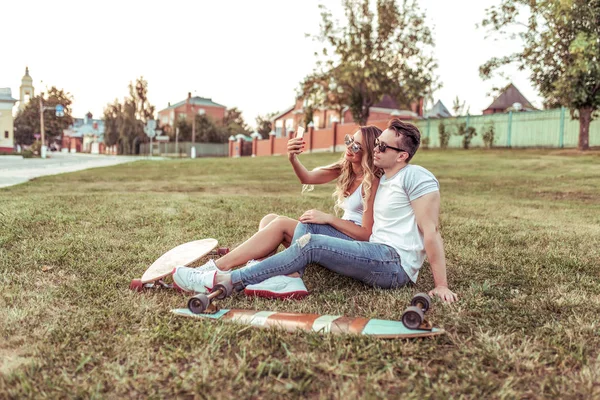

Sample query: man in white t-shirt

[173,119,458,304]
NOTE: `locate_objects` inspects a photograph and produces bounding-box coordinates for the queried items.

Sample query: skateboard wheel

[212,283,230,300]
[411,293,431,313]
[217,247,230,256]
[188,294,210,314]
[402,306,424,330]
[130,279,144,292]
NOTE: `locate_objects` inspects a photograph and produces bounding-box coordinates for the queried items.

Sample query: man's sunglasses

[374,137,408,153]
[344,134,362,153]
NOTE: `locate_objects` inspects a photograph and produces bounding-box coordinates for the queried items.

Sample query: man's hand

[299,209,332,225]
[429,286,458,304]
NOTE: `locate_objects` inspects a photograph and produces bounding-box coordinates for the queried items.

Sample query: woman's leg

[214,215,299,271]
[226,234,410,289]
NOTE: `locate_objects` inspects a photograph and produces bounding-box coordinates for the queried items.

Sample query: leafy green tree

[14,87,73,146]
[303,0,438,125]
[102,77,155,154]
[223,107,251,136]
[480,0,600,150]
[256,112,277,138]
[194,114,230,143]
[174,118,192,142]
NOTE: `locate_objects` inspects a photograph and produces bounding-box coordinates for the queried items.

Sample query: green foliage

[456,123,477,149]
[256,113,277,139]
[223,107,251,137]
[438,122,450,149]
[482,122,496,148]
[480,0,600,150]
[303,0,438,125]
[102,77,155,154]
[421,136,430,149]
[21,149,34,158]
[13,87,74,146]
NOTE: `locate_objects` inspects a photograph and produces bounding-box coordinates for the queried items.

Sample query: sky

[1,0,541,129]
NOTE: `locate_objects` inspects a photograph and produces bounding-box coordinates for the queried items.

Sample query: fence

[242,107,599,157]
[140,142,229,157]
[414,107,599,148]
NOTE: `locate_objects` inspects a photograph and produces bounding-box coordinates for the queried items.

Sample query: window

[4,131,8,139]
[285,119,294,134]
[275,120,283,137]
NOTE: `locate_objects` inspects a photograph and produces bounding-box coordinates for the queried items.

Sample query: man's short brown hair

[387,119,421,162]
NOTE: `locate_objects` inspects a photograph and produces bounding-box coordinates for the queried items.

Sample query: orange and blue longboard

[171,308,444,339]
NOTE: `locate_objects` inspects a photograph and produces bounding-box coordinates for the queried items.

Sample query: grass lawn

[1,149,599,398]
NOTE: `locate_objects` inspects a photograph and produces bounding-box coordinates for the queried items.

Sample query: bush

[421,137,430,149]
[438,122,450,149]
[22,149,34,158]
[482,122,495,148]
[30,141,42,156]
[456,123,477,149]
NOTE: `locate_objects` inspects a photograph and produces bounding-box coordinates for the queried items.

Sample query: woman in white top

[199,125,382,273]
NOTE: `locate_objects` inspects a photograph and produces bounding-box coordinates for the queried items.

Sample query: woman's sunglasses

[344,134,362,153]
[374,137,408,153]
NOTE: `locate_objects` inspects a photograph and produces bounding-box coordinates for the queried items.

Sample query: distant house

[157,92,227,135]
[483,84,537,115]
[0,88,17,152]
[271,95,423,137]
[424,100,452,118]
[62,112,105,154]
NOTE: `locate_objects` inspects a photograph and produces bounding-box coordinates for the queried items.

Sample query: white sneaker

[172,266,216,294]
[244,275,309,299]
[196,259,218,273]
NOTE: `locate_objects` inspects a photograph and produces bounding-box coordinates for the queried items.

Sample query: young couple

[173,119,458,304]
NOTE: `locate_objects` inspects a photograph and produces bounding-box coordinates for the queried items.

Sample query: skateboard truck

[401,293,433,331]
[188,282,234,314]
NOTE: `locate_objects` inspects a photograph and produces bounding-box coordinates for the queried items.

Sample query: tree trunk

[578,107,592,150]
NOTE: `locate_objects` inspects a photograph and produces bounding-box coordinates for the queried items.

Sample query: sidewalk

[0,153,150,188]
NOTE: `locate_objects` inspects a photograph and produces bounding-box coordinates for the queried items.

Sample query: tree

[480,0,600,150]
[102,77,155,154]
[256,112,277,138]
[452,96,470,116]
[14,87,73,146]
[223,107,251,136]
[302,0,438,125]
[194,114,229,143]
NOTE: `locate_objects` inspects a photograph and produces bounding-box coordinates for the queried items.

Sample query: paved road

[0,153,143,188]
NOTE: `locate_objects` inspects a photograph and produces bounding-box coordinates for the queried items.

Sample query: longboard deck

[171,308,444,339]
[141,239,218,283]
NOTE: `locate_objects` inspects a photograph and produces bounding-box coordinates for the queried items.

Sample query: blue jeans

[230,223,411,290]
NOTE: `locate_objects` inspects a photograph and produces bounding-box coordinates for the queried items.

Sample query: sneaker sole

[244,288,309,300]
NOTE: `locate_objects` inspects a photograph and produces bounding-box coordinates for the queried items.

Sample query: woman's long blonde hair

[312,125,383,214]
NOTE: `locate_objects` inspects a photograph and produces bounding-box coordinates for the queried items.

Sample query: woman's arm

[298,179,380,241]
[288,138,340,184]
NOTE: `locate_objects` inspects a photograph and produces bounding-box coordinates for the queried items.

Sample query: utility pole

[175,127,179,158]
[39,94,45,158]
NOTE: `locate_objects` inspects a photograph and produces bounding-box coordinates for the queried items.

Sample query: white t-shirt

[369,164,440,283]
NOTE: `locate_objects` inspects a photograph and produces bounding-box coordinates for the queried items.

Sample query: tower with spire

[19,67,35,112]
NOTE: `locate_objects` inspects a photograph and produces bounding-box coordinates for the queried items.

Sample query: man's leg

[228,233,411,290]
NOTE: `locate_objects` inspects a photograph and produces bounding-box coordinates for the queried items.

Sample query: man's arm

[411,191,458,304]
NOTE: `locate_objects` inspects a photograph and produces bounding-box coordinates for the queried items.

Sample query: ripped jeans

[229,222,411,289]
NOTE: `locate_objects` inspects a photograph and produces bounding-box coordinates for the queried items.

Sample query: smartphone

[296,126,305,139]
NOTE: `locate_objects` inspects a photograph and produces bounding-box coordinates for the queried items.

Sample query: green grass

[1,149,599,398]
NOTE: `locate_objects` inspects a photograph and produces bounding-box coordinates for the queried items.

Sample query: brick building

[272,95,423,137]
[157,93,226,135]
